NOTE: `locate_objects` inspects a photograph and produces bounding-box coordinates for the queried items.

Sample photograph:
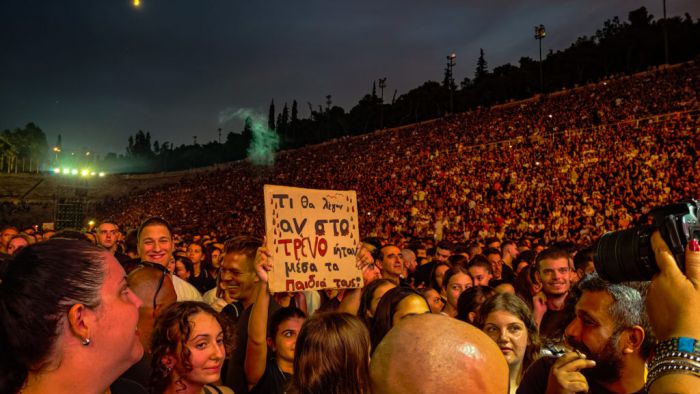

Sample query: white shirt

[203,287,227,312]
[171,275,203,302]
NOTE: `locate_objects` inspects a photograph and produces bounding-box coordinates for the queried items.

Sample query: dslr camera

[593,199,699,282]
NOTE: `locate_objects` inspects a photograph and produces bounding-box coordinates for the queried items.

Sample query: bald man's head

[128,266,176,307]
[127,266,177,352]
[371,313,509,394]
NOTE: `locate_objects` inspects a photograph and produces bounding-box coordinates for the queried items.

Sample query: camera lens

[593,225,657,282]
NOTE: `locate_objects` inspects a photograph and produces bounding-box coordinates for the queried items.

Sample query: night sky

[2,0,698,156]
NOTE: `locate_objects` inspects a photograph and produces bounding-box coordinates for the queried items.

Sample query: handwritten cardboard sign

[264,184,362,293]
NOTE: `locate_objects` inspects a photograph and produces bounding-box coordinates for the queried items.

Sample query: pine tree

[475,48,489,81]
[281,103,289,131]
[242,116,253,146]
[268,99,276,131]
[291,100,298,123]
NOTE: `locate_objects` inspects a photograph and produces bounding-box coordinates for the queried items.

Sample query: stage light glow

[53,168,61,174]
[63,168,70,174]
[71,169,78,175]
[81,169,89,176]
[98,172,106,177]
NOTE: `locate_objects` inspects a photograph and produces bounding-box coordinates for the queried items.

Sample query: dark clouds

[1,0,698,155]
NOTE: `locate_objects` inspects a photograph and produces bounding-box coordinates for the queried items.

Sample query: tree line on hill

[0,123,49,173]
[4,6,700,173]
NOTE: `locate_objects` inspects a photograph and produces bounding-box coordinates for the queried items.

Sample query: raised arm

[647,233,700,394]
[338,245,375,314]
[244,246,273,389]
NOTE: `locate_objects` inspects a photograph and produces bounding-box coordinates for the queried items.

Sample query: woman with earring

[0,239,144,394]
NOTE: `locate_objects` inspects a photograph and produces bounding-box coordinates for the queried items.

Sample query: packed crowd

[98,62,699,246]
[1,214,700,394]
[1,62,700,394]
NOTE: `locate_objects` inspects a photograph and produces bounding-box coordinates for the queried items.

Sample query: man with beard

[517,275,650,394]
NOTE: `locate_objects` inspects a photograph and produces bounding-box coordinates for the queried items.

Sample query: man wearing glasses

[533,247,574,343]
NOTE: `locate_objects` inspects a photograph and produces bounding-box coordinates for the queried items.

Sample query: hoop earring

[81,337,91,346]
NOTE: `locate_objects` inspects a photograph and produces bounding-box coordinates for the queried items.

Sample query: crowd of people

[1,61,700,393]
[1,216,700,394]
[97,62,698,248]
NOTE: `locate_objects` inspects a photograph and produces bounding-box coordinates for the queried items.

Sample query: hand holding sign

[264,185,362,292]
[254,239,273,284]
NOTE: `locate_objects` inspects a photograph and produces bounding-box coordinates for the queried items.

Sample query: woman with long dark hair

[370,286,430,351]
[357,278,396,327]
[441,265,473,317]
[0,239,143,394]
[288,312,371,394]
[245,245,306,394]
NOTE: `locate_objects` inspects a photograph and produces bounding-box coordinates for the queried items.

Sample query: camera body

[593,199,699,282]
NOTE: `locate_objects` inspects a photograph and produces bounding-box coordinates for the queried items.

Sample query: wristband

[655,337,700,355]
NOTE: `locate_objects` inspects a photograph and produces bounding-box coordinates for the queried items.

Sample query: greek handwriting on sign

[265,185,361,292]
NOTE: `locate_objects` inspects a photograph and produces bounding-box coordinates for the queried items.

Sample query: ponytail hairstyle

[0,239,106,394]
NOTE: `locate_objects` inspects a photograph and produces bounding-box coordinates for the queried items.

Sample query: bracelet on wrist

[654,337,700,355]
[646,337,700,390]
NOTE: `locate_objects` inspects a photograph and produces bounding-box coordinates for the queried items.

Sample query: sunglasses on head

[137,261,170,311]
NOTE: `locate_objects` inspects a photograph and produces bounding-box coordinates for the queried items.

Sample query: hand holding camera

[594,200,700,393]
[648,232,700,341]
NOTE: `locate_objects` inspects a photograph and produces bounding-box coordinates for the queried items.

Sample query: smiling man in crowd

[137,217,202,301]
[533,247,574,342]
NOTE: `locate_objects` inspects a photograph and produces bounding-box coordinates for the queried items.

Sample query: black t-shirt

[249,355,291,394]
[414,260,436,288]
[539,308,572,343]
[189,269,216,294]
[500,263,515,284]
[110,376,148,394]
[517,357,647,394]
[224,299,281,394]
[118,353,152,389]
